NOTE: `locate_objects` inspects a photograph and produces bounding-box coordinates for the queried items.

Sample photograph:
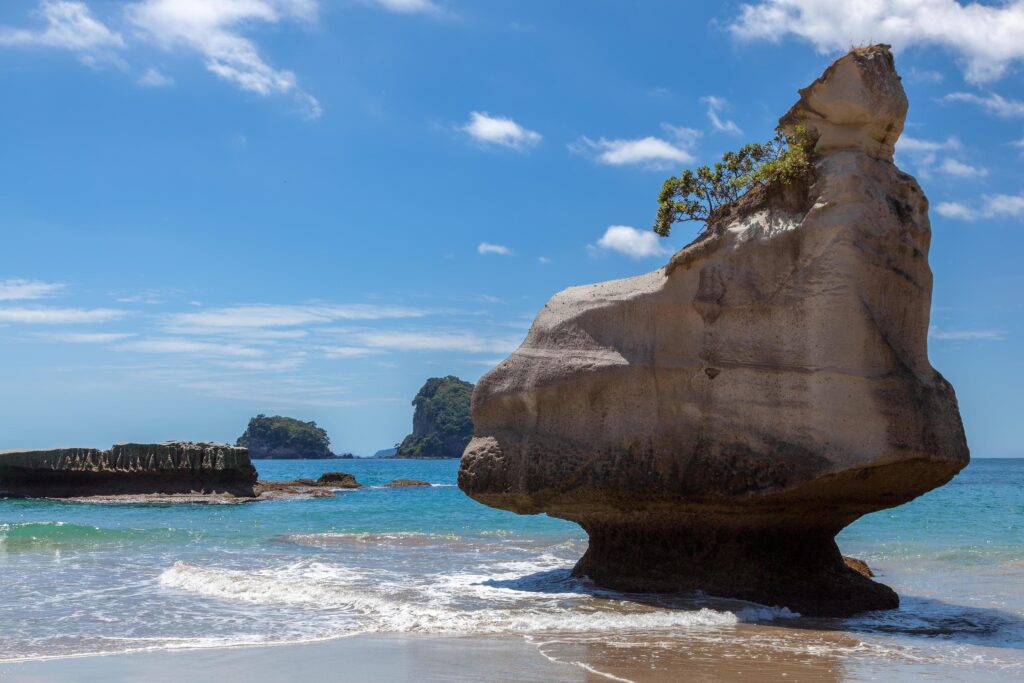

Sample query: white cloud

[0,306,126,324]
[935,201,979,220]
[126,0,321,117]
[897,135,960,153]
[352,330,522,354]
[728,0,1024,83]
[321,346,381,358]
[570,124,698,170]
[164,303,425,330]
[939,158,987,178]
[35,331,135,343]
[0,278,65,301]
[1014,137,1024,150]
[538,256,552,264]
[363,0,440,14]
[936,193,1024,221]
[987,193,1024,217]
[943,91,1024,118]
[929,326,1005,341]
[702,95,742,135]
[0,1,124,55]
[461,112,541,150]
[118,338,264,357]
[478,242,512,256]
[592,225,670,259]
[137,67,173,87]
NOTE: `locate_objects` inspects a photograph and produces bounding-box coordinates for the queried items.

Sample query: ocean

[1,458,1021,681]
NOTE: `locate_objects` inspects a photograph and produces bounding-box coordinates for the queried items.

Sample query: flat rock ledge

[458,45,969,618]
[255,472,361,500]
[0,442,257,498]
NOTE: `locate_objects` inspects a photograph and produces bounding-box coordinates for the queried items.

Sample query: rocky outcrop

[316,472,360,488]
[385,479,431,488]
[396,376,474,458]
[0,442,257,498]
[458,46,969,617]
[254,472,360,500]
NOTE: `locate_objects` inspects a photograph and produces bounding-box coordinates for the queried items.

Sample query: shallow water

[1,458,1021,680]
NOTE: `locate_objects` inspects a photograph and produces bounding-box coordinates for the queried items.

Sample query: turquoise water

[1,459,1022,678]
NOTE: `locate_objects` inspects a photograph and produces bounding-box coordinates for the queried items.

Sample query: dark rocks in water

[255,471,360,499]
[385,479,431,488]
[317,472,360,488]
[0,442,257,498]
[395,376,473,458]
[458,46,969,617]
[236,415,334,459]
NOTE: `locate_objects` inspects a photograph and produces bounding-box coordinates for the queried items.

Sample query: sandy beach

[0,629,975,683]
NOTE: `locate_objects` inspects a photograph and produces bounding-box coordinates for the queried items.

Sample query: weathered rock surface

[458,46,969,617]
[385,479,431,488]
[0,442,257,498]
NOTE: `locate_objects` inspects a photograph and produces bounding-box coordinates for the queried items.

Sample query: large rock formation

[396,376,474,458]
[0,442,257,498]
[458,46,969,617]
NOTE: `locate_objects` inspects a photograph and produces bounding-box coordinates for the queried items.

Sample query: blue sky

[0,0,1022,456]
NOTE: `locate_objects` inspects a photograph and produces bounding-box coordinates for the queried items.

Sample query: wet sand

[0,630,937,683]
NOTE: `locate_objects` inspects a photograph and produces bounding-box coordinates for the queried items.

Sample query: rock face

[396,376,474,458]
[458,46,969,617]
[0,442,257,498]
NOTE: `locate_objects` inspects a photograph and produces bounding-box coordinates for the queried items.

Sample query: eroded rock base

[572,523,898,617]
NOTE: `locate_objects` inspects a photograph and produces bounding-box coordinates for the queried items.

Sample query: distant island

[394,376,473,458]
[236,415,347,459]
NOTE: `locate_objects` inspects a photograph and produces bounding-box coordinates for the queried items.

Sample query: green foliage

[236,414,332,459]
[396,376,474,458]
[654,125,815,237]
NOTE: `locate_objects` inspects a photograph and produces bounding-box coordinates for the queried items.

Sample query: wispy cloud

[895,135,984,179]
[729,0,1024,83]
[929,326,1005,341]
[118,338,264,357]
[137,66,173,87]
[591,225,670,259]
[702,95,742,135]
[943,91,1024,118]
[35,331,135,343]
[126,0,322,117]
[0,1,124,59]
[897,135,961,154]
[461,112,541,150]
[321,346,382,358]
[477,242,512,256]
[351,330,523,354]
[939,158,987,178]
[936,193,1024,221]
[363,0,440,14]
[0,278,65,301]
[164,303,426,331]
[570,124,698,170]
[0,306,126,324]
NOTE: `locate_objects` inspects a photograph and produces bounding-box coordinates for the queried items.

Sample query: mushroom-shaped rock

[457,45,969,617]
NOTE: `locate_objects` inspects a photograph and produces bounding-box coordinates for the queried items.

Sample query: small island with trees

[236,415,352,459]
